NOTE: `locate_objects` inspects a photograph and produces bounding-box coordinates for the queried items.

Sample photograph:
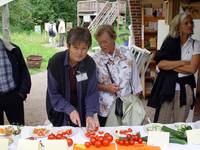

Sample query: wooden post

[2,4,10,41]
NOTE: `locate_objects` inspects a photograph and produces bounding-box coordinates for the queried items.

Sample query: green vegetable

[169,136,187,144]
[161,126,186,140]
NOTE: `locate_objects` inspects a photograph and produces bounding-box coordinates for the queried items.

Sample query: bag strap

[105,63,115,83]
[105,63,118,97]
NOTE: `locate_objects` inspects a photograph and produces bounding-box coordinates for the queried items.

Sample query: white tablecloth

[2,121,200,150]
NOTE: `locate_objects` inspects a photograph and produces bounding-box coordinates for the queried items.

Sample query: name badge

[76,72,88,82]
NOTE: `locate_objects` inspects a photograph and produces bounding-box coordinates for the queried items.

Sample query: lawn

[11,32,58,74]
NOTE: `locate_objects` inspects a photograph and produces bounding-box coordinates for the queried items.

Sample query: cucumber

[161,126,186,140]
[169,136,187,144]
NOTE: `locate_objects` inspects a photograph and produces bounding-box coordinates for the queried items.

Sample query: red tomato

[129,140,135,145]
[94,127,99,131]
[95,140,101,147]
[119,130,124,135]
[84,142,91,148]
[98,131,104,135]
[124,140,129,146]
[56,134,64,139]
[66,129,72,135]
[67,138,73,147]
[102,139,110,146]
[133,135,139,141]
[118,140,124,145]
[48,134,56,140]
[90,137,96,145]
[104,133,110,137]
[106,135,113,142]
[128,128,132,132]
[126,134,132,139]
[138,138,143,144]
[115,139,120,144]
[98,136,104,142]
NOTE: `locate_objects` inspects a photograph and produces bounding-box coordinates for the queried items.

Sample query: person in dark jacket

[148,13,200,123]
[0,39,31,125]
[46,27,100,130]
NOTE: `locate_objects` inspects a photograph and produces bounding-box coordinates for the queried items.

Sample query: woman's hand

[98,83,120,94]
[69,110,81,127]
[86,116,99,131]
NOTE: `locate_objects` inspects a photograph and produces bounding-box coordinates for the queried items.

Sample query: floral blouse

[92,44,142,117]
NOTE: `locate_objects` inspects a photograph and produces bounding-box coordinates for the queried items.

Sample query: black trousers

[0,90,24,125]
[98,115,107,127]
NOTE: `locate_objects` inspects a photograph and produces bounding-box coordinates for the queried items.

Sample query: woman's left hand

[86,116,99,131]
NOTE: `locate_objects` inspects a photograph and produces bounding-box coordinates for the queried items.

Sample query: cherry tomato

[95,140,101,147]
[94,127,99,131]
[138,138,143,144]
[48,134,56,140]
[67,138,73,147]
[84,142,91,148]
[126,134,132,139]
[102,139,110,146]
[104,133,110,137]
[90,137,96,145]
[56,133,64,139]
[124,140,129,146]
[98,136,104,142]
[129,140,135,145]
[128,128,132,132]
[133,135,139,141]
[118,140,124,145]
[106,135,113,142]
[98,131,104,135]
[115,139,120,144]
[66,129,72,135]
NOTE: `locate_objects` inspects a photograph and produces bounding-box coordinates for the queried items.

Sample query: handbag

[105,63,123,118]
[105,63,146,126]
[105,93,146,126]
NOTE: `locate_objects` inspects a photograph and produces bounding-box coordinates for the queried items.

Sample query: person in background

[93,25,143,126]
[46,27,99,130]
[0,39,31,125]
[48,21,57,46]
[58,18,66,47]
[148,12,200,123]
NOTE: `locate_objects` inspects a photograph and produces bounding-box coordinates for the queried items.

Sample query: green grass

[11,32,58,74]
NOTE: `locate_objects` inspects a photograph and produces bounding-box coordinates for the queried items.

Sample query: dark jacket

[148,36,196,109]
[147,36,181,108]
[46,50,99,126]
[1,39,31,98]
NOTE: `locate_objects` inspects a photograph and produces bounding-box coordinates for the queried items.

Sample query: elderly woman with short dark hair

[46,27,99,129]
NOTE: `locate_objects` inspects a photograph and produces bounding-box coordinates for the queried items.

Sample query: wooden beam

[2,4,10,41]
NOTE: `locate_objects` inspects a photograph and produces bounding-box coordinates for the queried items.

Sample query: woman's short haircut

[95,24,116,40]
[169,12,194,38]
[67,27,92,48]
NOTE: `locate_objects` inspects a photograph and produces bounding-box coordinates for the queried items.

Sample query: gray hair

[168,12,193,38]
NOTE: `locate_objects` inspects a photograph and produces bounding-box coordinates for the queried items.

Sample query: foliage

[7,0,77,31]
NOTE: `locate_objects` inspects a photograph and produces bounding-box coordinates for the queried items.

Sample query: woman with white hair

[148,13,200,123]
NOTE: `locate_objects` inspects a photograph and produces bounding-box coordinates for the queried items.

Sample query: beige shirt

[58,20,66,33]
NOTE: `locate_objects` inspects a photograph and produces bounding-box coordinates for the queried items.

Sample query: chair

[131,45,153,74]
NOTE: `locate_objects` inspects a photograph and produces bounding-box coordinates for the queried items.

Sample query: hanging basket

[26,55,43,68]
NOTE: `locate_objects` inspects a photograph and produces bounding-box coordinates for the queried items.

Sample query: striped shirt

[0,41,16,93]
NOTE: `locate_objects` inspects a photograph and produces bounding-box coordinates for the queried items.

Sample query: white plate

[112,126,137,138]
[52,126,78,137]
[32,127,50,138]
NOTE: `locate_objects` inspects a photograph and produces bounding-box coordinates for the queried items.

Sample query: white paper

[147,131,169,149]
[44,140,68,150]
[0,138,9,150]
[186,129,200,145]
[17,139,41,150]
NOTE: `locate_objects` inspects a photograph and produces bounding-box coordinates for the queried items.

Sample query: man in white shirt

[58,19,66,47]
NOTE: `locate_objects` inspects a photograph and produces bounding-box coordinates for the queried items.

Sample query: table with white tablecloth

[2,121,200,150]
